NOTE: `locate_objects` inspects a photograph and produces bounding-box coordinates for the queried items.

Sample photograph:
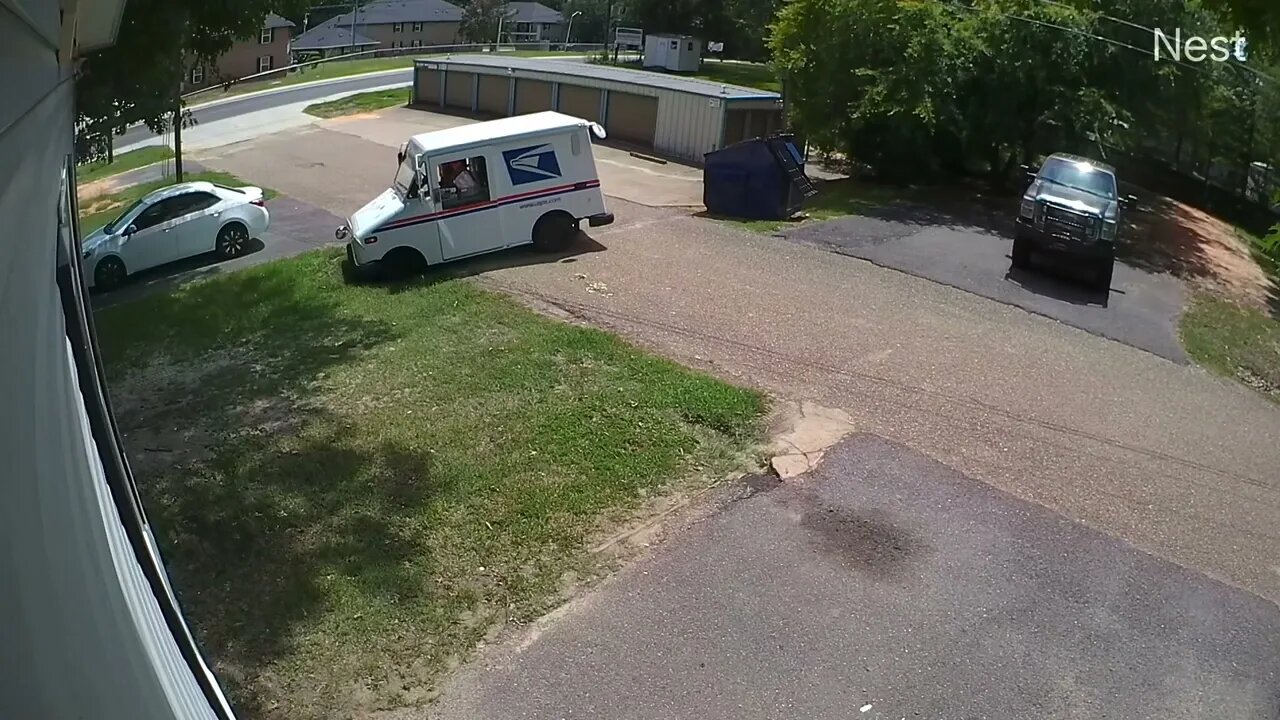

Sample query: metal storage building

[412,55,784,164]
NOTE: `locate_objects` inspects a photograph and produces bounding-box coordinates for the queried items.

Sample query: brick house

[187,13,296,90]
[502,2,565,44]
[291,0,463,59]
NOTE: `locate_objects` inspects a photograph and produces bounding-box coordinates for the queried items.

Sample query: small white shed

[643,34,701,73]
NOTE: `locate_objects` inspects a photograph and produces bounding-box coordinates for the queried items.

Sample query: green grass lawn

[78,171,278,237]
[714,177,908,234]
[1180,293,1280,401]
[93,249,765,718]
[303,88,412,118]
[691,60,782,93]
[77,146,175,185]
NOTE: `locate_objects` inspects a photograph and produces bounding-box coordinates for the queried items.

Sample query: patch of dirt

[1125,195,1277,310]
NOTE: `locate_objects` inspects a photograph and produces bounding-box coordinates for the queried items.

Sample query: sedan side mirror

[124,224,138,236]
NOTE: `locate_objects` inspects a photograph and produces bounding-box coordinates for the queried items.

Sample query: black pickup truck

[1014,153,1136,292]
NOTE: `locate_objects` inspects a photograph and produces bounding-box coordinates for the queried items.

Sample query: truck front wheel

[532,211,578,253]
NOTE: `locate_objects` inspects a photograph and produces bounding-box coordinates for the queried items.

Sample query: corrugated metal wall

[444,71,474,111]
[514,79,554,115]
[654,91,724,162]
[476,75,510,117]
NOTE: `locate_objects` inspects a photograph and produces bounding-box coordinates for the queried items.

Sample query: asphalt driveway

[781,205,1188,363]
[426,434,1280,720]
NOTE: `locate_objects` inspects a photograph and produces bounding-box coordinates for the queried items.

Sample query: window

[177,192,222,215]
[411,39,421,48]
[190,65,204,85]
[131,197,188,232]
[257,55,274,73]
[393,22,404,32]
[687,41,694,50]
[434,156,491,210]
[669,39,678,49]
[412,21,423,32]
[260,27,273,44]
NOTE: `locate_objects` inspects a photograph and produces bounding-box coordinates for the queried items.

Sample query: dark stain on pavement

[800,503,930,580]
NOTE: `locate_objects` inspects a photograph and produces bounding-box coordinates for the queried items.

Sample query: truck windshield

[392,156,418,197]
[1038,158,1117,199]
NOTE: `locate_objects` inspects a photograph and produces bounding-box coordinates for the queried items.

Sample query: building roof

[408,111,594,154]
[264,12,296,29]
[292,17,380,50]
[504,2,563,24]
[419,55,780,100]
[329,0,463,26]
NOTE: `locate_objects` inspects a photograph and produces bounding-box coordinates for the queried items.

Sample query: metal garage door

[415,67,442,107]
[558,85,602,123]
[605,92,658,148]
[476,75,510,117]
[444,71,474,111]
[514,79,554,115]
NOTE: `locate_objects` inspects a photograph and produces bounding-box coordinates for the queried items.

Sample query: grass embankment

[77,146,176,185]
[78,171,278,237]
[187,56,417,103]
[94,249,765,718]
[303,88,412,118]
[715,177,907,234]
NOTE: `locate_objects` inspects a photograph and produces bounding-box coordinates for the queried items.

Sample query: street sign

[615,26,643,50]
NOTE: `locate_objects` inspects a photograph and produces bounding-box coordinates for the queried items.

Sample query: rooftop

[292,18,380,50]
[327,0,463,26]
[408,111,595,153]
[417,56,780,100]
[504,2,563,24]
[264,12,296,30]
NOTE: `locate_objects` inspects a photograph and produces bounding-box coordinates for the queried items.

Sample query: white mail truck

[338,111,615,275]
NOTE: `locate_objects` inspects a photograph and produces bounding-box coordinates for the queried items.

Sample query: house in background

[502,2,565,44]
[291,0,462,60]
[187,13,296,90]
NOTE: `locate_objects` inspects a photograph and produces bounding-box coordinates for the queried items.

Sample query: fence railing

[181,42,606,101]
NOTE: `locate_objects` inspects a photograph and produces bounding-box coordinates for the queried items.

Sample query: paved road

[782,207,1188,363]
[427,435,1280,720]
[115,70,413,148]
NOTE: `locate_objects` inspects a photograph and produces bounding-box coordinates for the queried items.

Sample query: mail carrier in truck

[338,111,615,275]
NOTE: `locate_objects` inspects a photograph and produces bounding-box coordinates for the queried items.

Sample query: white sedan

[82,180,270,291]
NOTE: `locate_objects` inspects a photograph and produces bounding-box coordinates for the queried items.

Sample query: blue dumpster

[703,134,818,220]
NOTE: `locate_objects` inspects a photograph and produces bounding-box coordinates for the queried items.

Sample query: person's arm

[455,171,478,193]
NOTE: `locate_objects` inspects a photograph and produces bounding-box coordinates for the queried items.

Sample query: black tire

[93,256,127,292]
[380,246,427,281]
[1011,236,1032,269]
[216,222,250,259]
[532,212,578,253]
[1094,256,1114,292]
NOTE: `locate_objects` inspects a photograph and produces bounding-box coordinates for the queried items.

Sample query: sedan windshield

[103,197,147,234]
[1038,158,1117,199]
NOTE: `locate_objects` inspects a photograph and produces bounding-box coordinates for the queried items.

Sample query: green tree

[75,0,312,178]
[460,0,510,44]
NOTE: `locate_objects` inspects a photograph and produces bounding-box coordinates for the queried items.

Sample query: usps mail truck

[339,111,615,275]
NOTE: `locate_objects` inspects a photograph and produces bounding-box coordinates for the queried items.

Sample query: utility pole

[350,0,357,52]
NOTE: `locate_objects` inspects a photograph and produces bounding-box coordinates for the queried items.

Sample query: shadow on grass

[92,239,267,309]
[94,260,422,718]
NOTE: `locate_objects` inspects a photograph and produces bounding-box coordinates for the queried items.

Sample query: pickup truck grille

[1039,203,1097,240]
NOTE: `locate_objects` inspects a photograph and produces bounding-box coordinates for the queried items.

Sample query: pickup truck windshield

[1038,158,1117,200]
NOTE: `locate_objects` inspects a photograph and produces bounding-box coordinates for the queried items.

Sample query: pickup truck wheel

[1094,256,1114,292]
[532,211,577,253]
[1011,236,1032,269]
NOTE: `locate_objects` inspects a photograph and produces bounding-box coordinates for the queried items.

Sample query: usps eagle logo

[503,144,562,185]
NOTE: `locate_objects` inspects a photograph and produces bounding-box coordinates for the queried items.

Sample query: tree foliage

[460,0,509,44]
[771,0,1279,187]
[75,0,311,154]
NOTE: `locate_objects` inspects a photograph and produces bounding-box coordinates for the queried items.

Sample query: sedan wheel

[216,223,250,259]
[93,257,127,292]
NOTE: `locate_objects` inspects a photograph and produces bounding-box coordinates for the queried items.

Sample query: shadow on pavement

[1005,262,1113,308]
[91,239,267,308]
[345,230,607,291]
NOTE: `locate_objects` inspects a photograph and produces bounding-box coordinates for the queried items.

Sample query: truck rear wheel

[532,211,578,253]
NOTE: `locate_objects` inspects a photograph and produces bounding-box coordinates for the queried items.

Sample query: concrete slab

[423,435,1280,720]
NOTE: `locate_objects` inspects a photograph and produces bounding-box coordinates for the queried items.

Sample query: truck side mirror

[1121,194,1139,210]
